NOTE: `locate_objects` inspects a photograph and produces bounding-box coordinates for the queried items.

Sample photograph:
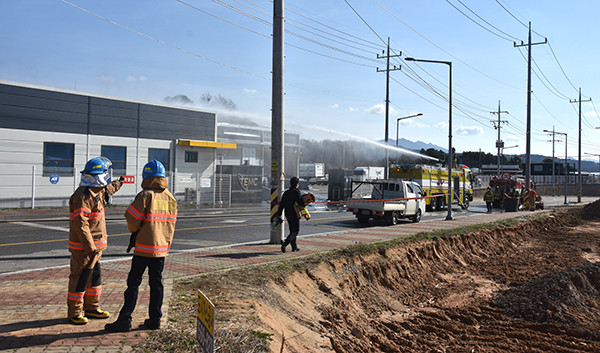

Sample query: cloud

[397,117,428,128]
[435,122,447,129]
[505,135,523,144]
[365,103,397,115]
[98,76,116,83]
[125,75,149,82]
[328,104,339,109]
[456,125,484,136]
[243,88,257,94]
[347,107,359,112]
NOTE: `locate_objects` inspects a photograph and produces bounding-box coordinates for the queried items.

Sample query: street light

[405,57,453,220]
[552,130,568,204]
[500,145,518,175]
[396,113,423,163]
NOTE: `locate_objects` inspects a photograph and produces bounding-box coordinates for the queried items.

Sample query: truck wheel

[461,197,470,209]
[412,209,422,223]
[389,211,399,225]
[427,197,437,212]
[357,216,369,224]
[435,197,444,211]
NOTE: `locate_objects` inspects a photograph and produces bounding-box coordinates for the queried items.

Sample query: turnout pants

[67,251,102,318]
[117,255,165,322]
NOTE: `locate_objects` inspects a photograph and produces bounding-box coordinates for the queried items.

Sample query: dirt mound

[581,199,600,220]
[259,211,600,352]
[497,262,600,336]
[162,210,600,352]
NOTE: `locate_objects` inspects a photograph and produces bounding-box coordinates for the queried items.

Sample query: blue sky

[2,0,600,160]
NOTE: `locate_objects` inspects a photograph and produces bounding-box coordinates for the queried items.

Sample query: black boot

[105,317,132,332]
[280,240,286,253]
[143,318,161,330]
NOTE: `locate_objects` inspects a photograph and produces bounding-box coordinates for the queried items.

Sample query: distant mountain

[392,138,447,153]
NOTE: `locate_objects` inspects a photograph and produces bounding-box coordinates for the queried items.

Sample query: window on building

[185,151,198,163]
[44,142,74,176]
[101,146,126,176]
[149,148,170,171]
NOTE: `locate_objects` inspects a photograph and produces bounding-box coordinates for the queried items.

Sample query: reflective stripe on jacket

[125,177,177,258]
[68,180,122,253]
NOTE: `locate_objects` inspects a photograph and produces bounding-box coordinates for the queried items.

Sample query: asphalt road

[0,194,589,276]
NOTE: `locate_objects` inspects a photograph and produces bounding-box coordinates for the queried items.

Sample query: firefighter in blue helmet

[68,157,124,325]
[105,160,177,332]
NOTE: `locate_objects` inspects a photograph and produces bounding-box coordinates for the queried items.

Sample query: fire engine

[389,164,474,211]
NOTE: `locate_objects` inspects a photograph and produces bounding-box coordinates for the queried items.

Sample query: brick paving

[0,202,583,352]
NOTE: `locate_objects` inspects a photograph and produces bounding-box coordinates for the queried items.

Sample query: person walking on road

[272,177,314,253]
[68,157,124,325]
[483,187,494,213]
[105,160,177,332]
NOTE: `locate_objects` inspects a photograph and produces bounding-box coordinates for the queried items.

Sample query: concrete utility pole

[270,0,284,244]
[514,22,546,191]
[377,37,401,179]
[490,101,508,176]
[543,127,562,196]
[570,88,591,203]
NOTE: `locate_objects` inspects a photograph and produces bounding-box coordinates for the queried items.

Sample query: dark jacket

[277,186,303,221]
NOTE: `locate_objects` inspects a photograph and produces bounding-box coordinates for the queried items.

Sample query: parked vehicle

[352,166,384,182]
[347,179,426,225]
[389,164,474,211]
[300,163,327,184]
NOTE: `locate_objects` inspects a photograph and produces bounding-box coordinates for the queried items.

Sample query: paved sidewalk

[0,203,581,353]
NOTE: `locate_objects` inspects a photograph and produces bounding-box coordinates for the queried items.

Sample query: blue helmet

[143,160,166,179]
[81,157,110,175]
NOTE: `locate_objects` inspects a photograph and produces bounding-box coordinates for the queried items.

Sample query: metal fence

[0,164,233,209]
[474,174,599,190]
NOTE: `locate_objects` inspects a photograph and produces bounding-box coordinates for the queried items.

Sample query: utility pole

[377,37,401,179]
[514,22,546,191]
[543,127,562,196]
[570,88,591,203]
[490,101,508,176]
[270,0,284,244]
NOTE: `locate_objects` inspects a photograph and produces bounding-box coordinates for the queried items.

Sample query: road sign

[197,289,214,353]
[49,174,59,184]
[501,172,511,181]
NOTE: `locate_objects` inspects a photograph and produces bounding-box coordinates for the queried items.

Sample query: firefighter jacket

[483,191,494,202]
[69,180,123,254]
[294,193,314,220]
[125,176,177,258]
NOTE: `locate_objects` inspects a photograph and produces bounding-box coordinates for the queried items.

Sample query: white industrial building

[0,80,300,208]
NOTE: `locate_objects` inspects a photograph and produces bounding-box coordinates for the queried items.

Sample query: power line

[61,0,381,103]
[445,0,520,42]
[515,47,570,100]
[494,0,545,38]
[370,0,523,91]
[178,0,379,67]
[546,41,579,93]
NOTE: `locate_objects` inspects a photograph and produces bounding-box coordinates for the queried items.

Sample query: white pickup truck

[347,179,426,225]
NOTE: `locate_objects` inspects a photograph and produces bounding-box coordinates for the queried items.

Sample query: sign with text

[197,289,214,353]
[202,179,211,188]
[121,175,135,184]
